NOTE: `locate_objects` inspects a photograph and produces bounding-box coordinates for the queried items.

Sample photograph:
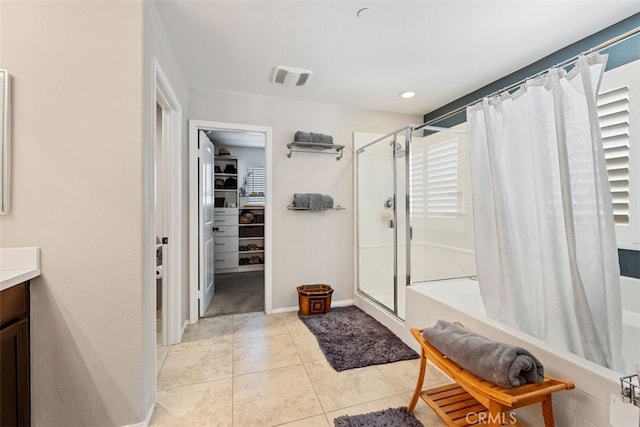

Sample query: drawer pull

[215,258,225,262]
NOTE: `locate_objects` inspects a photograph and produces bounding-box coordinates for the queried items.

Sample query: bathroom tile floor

[150,310,450,426]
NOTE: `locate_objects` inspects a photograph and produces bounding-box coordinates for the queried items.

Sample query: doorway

[189,120,273,324]
[153,58,183,350]
[155,102,166,345]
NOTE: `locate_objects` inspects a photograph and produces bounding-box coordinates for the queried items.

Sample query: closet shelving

[286,141,345,160]
[214,156,238,208]
[238,206,265,270]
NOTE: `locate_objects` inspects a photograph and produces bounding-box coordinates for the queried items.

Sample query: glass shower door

[355,132,409,318]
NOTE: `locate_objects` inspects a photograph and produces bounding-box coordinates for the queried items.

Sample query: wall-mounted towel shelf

[287,204,345,211]
[286,142,345,160]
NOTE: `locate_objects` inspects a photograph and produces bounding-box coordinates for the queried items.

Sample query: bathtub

[403,276,640,427]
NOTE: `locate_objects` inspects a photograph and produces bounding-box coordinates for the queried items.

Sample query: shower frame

[355,123,466,319]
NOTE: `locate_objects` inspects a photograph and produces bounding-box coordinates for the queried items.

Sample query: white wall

[143,0,189,421]
[0,2,146,425]
[0,2,189,424]
[144,1,190,332]
[189,89,419,309]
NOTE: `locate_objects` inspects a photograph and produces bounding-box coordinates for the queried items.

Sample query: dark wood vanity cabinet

[0,281,30,427]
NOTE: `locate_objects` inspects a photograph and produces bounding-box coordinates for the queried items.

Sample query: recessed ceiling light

[399,91,415,99]
[357,8,372,18]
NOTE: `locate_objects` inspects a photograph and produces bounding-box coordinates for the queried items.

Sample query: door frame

[189,120,273,324]
[154,58,183,345]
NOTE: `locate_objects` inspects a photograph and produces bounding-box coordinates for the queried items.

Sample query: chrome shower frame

[355,123,466,319]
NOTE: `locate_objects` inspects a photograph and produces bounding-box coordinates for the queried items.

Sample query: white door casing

[189,120,273,324]
[154,58,183,346]
[199,131,216,315]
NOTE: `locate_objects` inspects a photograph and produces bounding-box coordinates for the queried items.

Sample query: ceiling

[155,1,639,116]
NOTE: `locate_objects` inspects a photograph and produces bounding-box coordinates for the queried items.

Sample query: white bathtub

[404,276,640,427]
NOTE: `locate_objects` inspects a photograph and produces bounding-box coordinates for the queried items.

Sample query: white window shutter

[410,149,424,216]
[597,86,630,225]
[246,166,266,205]
[426,139,458,218]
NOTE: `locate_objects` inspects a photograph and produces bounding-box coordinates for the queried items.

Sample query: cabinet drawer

[215,252,238,270]
[0,282,28,327]
[214,236,238,253]
[214,208,238,217]
[214,226,238,237]
[213,215,237,226]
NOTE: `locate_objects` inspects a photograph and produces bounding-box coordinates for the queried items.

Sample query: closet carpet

[202,271,264,317]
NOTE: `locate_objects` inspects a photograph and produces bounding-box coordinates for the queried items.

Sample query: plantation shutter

[246,166,266,205]
[426,139,458,218]
[410,148,424,216]
[597,86,630,225]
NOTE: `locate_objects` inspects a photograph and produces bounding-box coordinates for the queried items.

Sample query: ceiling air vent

[271,66,313,87]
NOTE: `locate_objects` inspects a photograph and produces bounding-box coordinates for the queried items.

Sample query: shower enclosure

[354,124,476,319]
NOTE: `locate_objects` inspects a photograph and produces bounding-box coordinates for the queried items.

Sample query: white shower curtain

[467,54,624,371]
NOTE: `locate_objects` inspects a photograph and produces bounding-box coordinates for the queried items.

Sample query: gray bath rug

[334,407,423,427]
[299,305,418,371]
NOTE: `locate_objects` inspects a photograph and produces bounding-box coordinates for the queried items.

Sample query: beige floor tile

[304,360,399,412]
[325,393,409,423]
[152,307,453,426]
[285,314,311,334]
[157,342,233,391]
[233,311,300,341]
[376,359,451,394]
[157,345,170,377]
[151,378,233,427]
[276,414,330,427]
[290,330,325,363]
[233,364,323,426]
[182,315,234,343]
[233,333,302,375]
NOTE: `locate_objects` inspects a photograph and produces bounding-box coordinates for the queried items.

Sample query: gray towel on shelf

[422,319,544,388]
[294,131,312,142]
[310,132,333,145]
[293,193,310,208]
[309,193,323,211]
[322,195,334,209]
[294,131,333,145]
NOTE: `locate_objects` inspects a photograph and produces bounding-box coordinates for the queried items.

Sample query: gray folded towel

[310,132,333,144]
[293,131,333,145]
[309,193,323,211]
[322,195,334,209]
[294,131,312,142]
[293,193,310,208]
[422,320,544,388]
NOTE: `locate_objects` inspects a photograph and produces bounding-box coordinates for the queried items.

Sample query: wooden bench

[408,328,574,426]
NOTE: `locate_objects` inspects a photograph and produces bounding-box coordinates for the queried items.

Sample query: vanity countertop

[0,247,41,291]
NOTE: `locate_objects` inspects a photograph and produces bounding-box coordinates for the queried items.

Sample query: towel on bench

[423,320,544,388]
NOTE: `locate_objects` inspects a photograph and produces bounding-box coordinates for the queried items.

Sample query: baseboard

[331,298,354,307]
[121,403,154,427]
[182,319,189,338]
[270,299,354,314]
[270,305,298,314]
